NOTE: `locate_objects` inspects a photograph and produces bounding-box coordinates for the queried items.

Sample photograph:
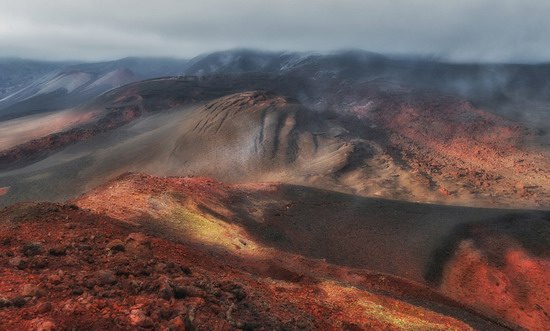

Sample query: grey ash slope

[0,57,189,120]
[0,91,348,205]
[0,59,68,100]
[0,69,138,119]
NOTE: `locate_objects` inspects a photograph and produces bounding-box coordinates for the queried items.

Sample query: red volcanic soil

[335,81,550,208]
[73,173,550,330]
[441,244,549,331]
[0,174,513,330]
[430,216,550,331]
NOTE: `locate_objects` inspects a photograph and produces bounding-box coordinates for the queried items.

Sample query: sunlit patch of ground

[440,242,550,330]
[0,180,506,330]
[0,186,9,196]
[0,108,101,151]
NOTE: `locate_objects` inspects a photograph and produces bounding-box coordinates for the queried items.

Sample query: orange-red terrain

[327,81,550,208]
[1,173,548,330]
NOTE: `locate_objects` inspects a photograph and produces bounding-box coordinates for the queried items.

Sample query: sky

[1,0,550,63]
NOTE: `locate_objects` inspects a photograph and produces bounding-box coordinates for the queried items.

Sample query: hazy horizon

[3,47,550,66]
[1,0,550,63]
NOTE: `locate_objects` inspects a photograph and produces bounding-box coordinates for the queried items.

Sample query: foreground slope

[76,173,550,330]
[0,173,520,330]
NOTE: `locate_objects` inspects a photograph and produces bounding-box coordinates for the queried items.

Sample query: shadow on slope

[0,199,509,330]
[75,173,550,329]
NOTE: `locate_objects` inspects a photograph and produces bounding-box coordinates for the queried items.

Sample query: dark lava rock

[107,239,125,253]
[83,278,96,289]
[157,277,174,300]
[0,297,11,308]
[29,257,49,269]
[96,270,118,286]
[10,296,27,308]
[181,266,192,275]
[48,246,67,256]
[72,288,84,296]
[173,285,206,299]
[76,244,92,251]
[9,256,28,269]
[232,287,247,301]
[64,204,79,210]
[21,243,44,257]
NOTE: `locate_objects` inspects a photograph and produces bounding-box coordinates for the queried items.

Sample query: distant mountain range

[3,49,550,128]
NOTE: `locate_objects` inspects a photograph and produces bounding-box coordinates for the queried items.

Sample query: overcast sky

[1,0,549,63]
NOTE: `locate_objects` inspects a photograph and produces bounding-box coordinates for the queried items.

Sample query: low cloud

[1,0,549,63]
